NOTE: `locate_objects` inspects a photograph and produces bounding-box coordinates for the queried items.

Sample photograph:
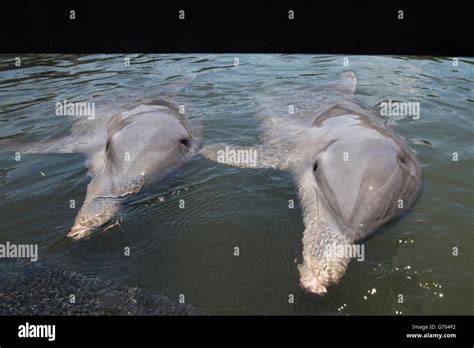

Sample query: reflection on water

[0,54,473,315]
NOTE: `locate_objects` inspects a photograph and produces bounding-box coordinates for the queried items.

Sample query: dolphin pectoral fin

[200,143,275,169]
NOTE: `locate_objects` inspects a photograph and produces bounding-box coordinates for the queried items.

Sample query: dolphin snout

[298,256,349,296]
[67,224,93,240]
[300,272,329,295]
[67,199,121,240]
[298,263,329,295]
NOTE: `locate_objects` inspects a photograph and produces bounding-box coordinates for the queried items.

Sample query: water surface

[0,54,472,315]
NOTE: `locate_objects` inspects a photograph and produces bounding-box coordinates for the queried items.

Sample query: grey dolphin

[201,72,422,295]
[67,98,202,239]
[1,75,202,240]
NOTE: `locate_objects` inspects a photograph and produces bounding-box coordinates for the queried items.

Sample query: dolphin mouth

[300,277,328,295]
[298,263,330,295]
[299,256,351,296]
[67,224,94,240]
[67,217,122,240]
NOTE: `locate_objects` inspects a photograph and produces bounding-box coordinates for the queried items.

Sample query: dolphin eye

[313,162,318,172]
[180,139,189,147]
[398,155,407,165]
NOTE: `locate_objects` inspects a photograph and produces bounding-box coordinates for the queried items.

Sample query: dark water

[0,54,472,315]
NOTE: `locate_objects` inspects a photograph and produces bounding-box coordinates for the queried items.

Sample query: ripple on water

[0,54,472,314]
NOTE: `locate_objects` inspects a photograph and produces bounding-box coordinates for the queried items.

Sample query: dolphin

[201,72,422,295]
[66,97,202,240]
[1,75,202,240]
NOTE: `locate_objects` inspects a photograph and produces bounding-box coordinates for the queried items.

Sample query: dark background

[0,315,473,344]
[0,0,473,55]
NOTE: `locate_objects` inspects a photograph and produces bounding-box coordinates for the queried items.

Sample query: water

[0,54,472,315]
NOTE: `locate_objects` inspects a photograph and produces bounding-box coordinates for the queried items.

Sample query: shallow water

[0,54,472,315]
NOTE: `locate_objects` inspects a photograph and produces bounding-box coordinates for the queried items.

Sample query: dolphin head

[296,110,422,294]
[67,198,121,240]
[67,102,202,240]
